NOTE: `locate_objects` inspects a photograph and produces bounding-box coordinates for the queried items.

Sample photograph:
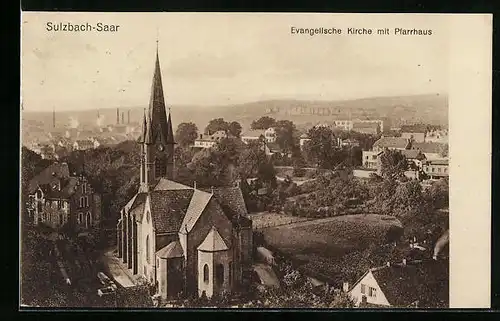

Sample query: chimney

[210,186,214,194]
[116,108,120,124]
[342,282,349,293]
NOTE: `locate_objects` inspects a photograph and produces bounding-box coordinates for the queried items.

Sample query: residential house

[337,138,360,147]
[411,142,446,160]
[422,159,449,179]
[401,150,427,170]
[362,150,382,169]
[352,122,380,136]
[263,127,277,143]
[117,48,253,301]
[26,162,101,230]
[400,124,428,143]
[299,133,311,151]
[372,137,412,153]
[332,120,353,131]
[241,129,266,144]
[346,259,449,308]
[193,131,227,149]
[73,140,95,151]
[425,129,448,144]
[401,132,426,143]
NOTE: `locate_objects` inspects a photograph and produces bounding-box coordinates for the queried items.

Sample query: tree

[274,120,297,153]
[303,127,339,169]
[175,122,198,147]
[251,116,276,130]
[188,148,233,188]
[238,140,276,185]
[227,121,243,138]
[438,144,449,158]
[205,118,229,135]
[379,149,408,180]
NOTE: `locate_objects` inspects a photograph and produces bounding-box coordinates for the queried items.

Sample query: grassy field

[261,214,402,263]
[247,212,311,229]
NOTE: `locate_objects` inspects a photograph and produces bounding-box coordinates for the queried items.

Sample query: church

[116,46,253,300]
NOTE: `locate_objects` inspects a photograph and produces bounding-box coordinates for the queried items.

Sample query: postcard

[20,12,492,309]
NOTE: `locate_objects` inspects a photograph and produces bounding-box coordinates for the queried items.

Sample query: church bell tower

[138,42,176,190]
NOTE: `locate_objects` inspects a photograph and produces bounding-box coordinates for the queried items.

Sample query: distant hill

[22,94,448,136]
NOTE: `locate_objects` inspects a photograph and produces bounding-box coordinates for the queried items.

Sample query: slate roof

[241,129,266,138]
[373,137,410,149]
[353,122,379,129]
[401,150,426,160]
[154,178,192,191]
[150,189,194,234]
[209,186,248,219]
[412,142,445,154]
[424,159,448,166]
[179,189,213,233]
[156,240,184,259]
[28,162,71,194]
[197,227,229,252]
[370,259,449,308]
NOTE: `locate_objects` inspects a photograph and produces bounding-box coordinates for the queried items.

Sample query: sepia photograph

[19,12,491,309]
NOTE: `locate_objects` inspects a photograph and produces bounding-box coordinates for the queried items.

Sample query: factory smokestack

[116,108,119,124]
[121,112,124,125]
[52,107,56,128]
[433,229,449,260]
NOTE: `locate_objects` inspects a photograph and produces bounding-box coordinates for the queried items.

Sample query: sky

[21,13,450,112]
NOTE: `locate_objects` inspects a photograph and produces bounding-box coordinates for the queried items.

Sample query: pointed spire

[146,41,168,144]
[166,108,175,144]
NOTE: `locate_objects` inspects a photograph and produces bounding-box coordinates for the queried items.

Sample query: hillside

[22,93,448,134]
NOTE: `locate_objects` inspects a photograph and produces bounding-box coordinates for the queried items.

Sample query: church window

[79,197,84,208]
[215,264,224,286]
[85,196,89,207]
[36,190,42,199]
[86,212,92,228]
[203,264,209,284]
[146,235,150,264]
[78,213,83,224]
[82,183,87,194]
[155,157,166,177]
[37,202,42,213]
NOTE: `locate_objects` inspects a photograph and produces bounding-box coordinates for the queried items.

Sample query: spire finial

[156,28,159,53]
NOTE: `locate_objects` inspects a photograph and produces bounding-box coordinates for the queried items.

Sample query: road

[252,263,280,288]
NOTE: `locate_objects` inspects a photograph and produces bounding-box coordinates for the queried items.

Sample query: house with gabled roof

[26,162,101,230]
[346,259,448,308]
[116,47,253,302]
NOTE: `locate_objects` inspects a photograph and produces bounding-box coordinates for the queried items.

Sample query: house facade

[116,49,253,300]
[422,159,449,179]
[26,162,101,230]
[241,129,266,144]
[194,130,227,149]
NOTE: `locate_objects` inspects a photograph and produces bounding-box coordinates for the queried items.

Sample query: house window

[444,167,448,173]
[216,264,224,286]
[82,183,87,194]
[369,287,377,298]
[79,197,84,208]
[37,202,42,212]
[36,190,42,199]
[78,213,83,224]
[57,201,61,210]
[146,235,150,264]
[438,167,442,173]
[361,284,366,294]
[85,196,89,207]
[203,264,209,284]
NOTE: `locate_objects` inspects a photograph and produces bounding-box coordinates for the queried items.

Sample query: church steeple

[140,41,176,189]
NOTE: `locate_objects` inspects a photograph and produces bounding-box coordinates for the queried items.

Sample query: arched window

[36,190,42,199]
[146,235,150,264]
[215,264,224,286]
[86,212,92,228]
[78,213,83,224]
[203,264,209,284]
